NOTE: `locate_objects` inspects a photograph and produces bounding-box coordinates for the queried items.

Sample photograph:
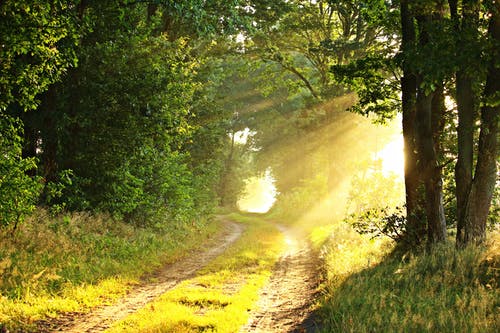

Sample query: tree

[400,0,426,243]
[330,0,498,246]
[453,0,499,245]
[0,1,79,230]
[247,0,381,100]
[0,1,79,112]
[12,0,255,224]
[413,1,448,243]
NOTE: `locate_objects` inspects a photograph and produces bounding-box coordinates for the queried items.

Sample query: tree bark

[400,0,425,244]
[220,130,236,207]
[415,82,447,243]
[430,83,447,243]
[462,3,500,244]
[455,68,475,243]
[453,0,479,245]
[415,13,447,244]
[40,86,59,184]
[20,110,39,160]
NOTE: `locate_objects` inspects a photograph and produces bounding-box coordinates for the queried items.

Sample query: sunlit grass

[319,229,500,332]
[106,213,285,333]
[0,210,220,332]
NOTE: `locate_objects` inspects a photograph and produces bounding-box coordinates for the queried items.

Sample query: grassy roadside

[268,201,499,332]
[0,210,221,332]
[106,213,285,333]
[317,226,499,332]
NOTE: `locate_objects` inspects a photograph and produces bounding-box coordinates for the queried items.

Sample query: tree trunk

[415,13,447,244]
[20,110,39,160]
[431,84,446,155]
[453,0,479,245]
[455,69,475,243]
[220,131,236,207]
[147,4,158,22]
[40,87,59,184]
[400,0,425,244]
[415,82,447,243]
[430,83,447,243]
[462,4,500,244]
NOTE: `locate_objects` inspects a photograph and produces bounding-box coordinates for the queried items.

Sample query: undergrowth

[319,227,500,332]
[0,209,219,331]
[106,212,284,333]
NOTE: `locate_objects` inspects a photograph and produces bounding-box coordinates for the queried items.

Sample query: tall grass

[0,209,219,331]
[319,228,500,332]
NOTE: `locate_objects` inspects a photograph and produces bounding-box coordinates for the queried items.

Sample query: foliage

[53,32,196,223]
[14,2,243,226]
[0,1,255,229]
[0,1,79,112]
[0,116,42,231]
[344,162,408,242]
[189,57,255,209]
[346,206,408,243]
[246,0,385,100]
[44,169,74,215]
[347,167,405,214]
[332,56,401,122]
[271,174,329,220]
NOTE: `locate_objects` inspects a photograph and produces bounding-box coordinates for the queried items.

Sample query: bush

[0,116,42,231]
[345,206,408,242]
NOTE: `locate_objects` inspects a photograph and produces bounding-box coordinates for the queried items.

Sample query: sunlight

[274,110,406,231]
[238,168,277,213]
[233,127,255,145]
[374,134,405,179]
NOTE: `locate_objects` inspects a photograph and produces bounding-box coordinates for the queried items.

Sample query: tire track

[37,219,244,333]
[241,225,322,333]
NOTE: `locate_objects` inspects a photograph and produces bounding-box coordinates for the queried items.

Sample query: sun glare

[238,168,277,213]
[374,135,405,178]
[233,127,255,145]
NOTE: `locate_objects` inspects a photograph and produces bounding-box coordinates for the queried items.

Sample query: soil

[36,219,244,333]
[241,225,323,333]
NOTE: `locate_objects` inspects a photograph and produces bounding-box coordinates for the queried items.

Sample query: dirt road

[241,225,322,332]
[38,219,244,333]
[37,218,322,332]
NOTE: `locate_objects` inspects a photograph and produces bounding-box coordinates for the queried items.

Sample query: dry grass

[319,228,500,332]
[0,209,218,331]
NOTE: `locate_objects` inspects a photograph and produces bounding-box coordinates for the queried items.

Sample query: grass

[0,209,220,332]
[318,226,500,332]
[270,185,498,332]
[106,212,285,333]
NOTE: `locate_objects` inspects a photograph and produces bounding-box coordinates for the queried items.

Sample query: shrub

[345,206,408,242]
[0,116,42,231]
